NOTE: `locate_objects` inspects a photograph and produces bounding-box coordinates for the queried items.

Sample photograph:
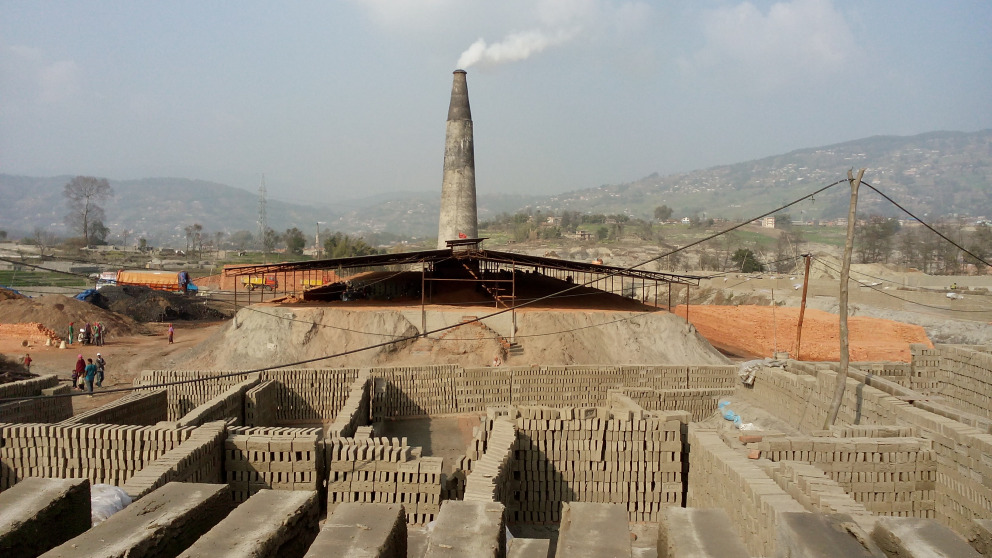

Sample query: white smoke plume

[456,29,575,69]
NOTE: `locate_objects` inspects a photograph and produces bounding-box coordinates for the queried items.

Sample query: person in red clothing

[23,353,32,369]
[168,323,174,344]
[73,354,86,390]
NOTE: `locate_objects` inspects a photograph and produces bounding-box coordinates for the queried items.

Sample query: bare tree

[64,176,113,246]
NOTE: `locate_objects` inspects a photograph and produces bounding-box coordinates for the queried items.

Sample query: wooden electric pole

[824,168,865,428]
[794,254,812,360]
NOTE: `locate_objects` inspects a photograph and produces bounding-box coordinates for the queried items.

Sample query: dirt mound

[674,304,932,362]
[88,285,226,322]
[0,294,141,341]
[0,287,25,301]
[179,304,729,370]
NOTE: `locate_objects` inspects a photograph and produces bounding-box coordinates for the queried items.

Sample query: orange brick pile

[0,322,63,345]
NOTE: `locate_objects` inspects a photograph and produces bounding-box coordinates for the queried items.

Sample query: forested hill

[545,130,992,222]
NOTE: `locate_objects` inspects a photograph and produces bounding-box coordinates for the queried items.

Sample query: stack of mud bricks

[508,405,687,523]
[175,376,260,428]
[60,390,167,426]
[327,370,371,439]
[0,375,72,423]
[0,422,194,490]
[931,345,992,419]
[854,362,912,388]
[457,366,512,413]
[259,368,360,423]
[135,370,252,420]
[511,366,632,407]
[643,365,738,390]
[463,417,515,503]
[244,380,277,426]
[750,436,936,518]
[767,460,874,520]
[370,365,460,418]
[326,436,444,524]
[122,421,226,499]
[910,343,943,393]
[224,426,321,502]
[687,428,808,557]
[614,387,733,421]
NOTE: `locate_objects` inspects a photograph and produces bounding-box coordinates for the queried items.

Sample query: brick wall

[929,345,992,420]
[0,422,195,491]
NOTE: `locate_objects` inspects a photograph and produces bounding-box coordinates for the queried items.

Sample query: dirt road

[0,321,225,414]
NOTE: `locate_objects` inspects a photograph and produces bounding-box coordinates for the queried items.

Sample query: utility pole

[316,221,325,260]
[824,168,865,428]
[257,175,268,264]
[794,253,812,360]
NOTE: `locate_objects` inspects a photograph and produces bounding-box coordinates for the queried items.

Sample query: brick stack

[60,390,167,426]
[244,380,278,427]
[370,365,459,418]
[687,428,808,557]
[456,367,511,413]
[325,436,444,524]
[462,417,515,503]
[933,346,992,420]
[175,376,258,428]
[135,371,253,420]
[0,322,62,345]
[750,436,936,518]
[507,406,687,523]
[910,344,942,393]
[0,379,72,424]
[616,387,734,421]
[224,427,321,502]
[854,362,912,388]
[511,366,627,407]
[259,368,360,423]
[767,460,874,521]
[327,371,370,438]
[0,423,194,490]
[122,421,226,499]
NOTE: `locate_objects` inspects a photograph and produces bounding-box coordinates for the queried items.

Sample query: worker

[168,323,174,344]
[68,322,74,345]
[84,358,97,395]
[73,355,85,391]
[22,353,31,369]
[95,353,106,387]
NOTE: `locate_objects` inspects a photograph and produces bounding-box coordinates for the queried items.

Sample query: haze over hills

[2,130,989,246]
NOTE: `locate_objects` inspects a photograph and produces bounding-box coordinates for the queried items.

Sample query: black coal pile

[87,285,226,322]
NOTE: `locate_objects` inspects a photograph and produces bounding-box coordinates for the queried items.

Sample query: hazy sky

[2,0,990,204]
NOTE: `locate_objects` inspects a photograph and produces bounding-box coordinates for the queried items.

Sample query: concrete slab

[424,500,505,558]
[776,512,884,558]
[965,519,992,556]
[871,517,981,558]
[556,502,632,558]
[304,503,406,558]
[179,489,319,558]
[507,537,551,558]
[657,507,749,558]
[40,482,232,558]
[0,477,90,557]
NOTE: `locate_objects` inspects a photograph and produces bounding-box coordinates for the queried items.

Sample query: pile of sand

[178,304,729,370]
[0,294,142,341]
[673,304,932,362]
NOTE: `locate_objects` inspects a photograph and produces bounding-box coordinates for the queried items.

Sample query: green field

[0,270,88,288]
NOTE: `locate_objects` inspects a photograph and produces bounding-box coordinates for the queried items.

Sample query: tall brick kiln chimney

[437,69,478,249]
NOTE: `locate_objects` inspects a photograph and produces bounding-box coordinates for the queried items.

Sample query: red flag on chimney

[458,232,467,239]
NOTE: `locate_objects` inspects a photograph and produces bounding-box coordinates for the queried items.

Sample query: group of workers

[72,353,106,394]
[67,321,107,346]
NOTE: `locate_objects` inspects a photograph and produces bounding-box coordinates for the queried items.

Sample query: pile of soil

[0,294,141,341]
[0,287,25,301]
[673,304,932,362]
[88,285,226,322]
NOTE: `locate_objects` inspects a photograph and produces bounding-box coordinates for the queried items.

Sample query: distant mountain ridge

[2,129,989,245]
